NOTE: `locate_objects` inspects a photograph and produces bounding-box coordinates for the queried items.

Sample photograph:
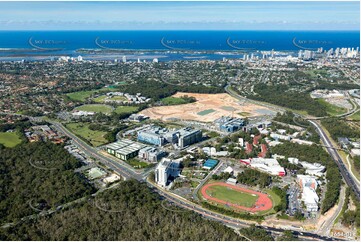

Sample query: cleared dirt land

[140,92,274,122]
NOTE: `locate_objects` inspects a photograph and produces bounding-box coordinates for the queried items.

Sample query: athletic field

[205,184,258,207]
[201,182,273,212]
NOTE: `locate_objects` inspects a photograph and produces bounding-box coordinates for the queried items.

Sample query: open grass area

[66,87,114,102]
[317,98,347,116]
[205,185,258,208]
[115,106,138,114]
[261,189,282,215]
[0,132,22,148]
[65,122,108,147]
[126,159,153,169]
[348,111,360,121]
[340,151,360,181]
[93,95,128,103]
[75,104,114,114]
[66,90,97,102]
[161,97,189,105]
[197,109,215,116]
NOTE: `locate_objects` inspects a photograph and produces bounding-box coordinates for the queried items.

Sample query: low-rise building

[240,157,285,176]
[105,139,148,161]
[214,116,245,133]
[138,147,167,163]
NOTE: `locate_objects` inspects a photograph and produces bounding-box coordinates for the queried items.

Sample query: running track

[201,182,273,212]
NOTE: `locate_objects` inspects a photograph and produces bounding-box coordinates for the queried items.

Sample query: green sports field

[93,95,128,103]
[197,109,215,116]
[75,104,114,114]
[0,132,22,148]
[206,185,258,208]
[115,106,138,114]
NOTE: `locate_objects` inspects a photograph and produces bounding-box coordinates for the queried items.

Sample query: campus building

[214,116,245,133]
[155,158,181,187]
[137,125,202,149]
[297,175,320,212]
[177,127,202,148]
[138,147,167,163]
[105,139,148,161]
[240,157,285,176]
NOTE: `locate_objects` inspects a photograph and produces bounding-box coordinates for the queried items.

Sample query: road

[346,154,360,186]
[317,186,346,236]
[0,110,351,240]
[309,120,360,199]
[148,180,341,241]
[50,120,340,240]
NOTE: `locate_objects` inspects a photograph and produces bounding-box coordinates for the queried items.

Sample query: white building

[240,157,285,176]
[155,158,181,187]
[202,147,229,157]
[297,175,319,212]
[270,133,291,141]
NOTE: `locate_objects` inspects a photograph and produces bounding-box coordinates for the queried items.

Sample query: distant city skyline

[0,1,359,30]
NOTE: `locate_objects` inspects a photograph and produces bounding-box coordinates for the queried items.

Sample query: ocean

[0,30,359,61]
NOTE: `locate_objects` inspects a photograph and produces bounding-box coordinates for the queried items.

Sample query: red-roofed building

[245,142,253,154]
[253,135,261,146]
[258,144,268,158]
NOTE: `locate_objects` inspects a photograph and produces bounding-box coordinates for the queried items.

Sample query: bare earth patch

[140,92,272,122]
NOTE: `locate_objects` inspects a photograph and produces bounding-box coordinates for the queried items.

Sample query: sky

[0,1,359,30]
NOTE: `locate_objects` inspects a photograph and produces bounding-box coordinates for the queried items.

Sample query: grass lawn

[0,132,22,148]
[65,123,108,147]
[126,159,153,169]
[205,185,259,208]
[66,87,114,102]
[317,98,347,116]
[115,106,138,114]
[340,151,360,180]
[197,109,216,116]
[260,189,282,215]
[161,97,189,105]
[348,111,360,121]
[75,104,114,114]
[66,90,98,102]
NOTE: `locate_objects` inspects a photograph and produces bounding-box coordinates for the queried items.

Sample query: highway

[309,120,360,199]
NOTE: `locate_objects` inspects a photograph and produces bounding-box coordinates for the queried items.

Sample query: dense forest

[247,84,328,117]
[239,224,274,241]
[121,79,225,101]
[1,180,243,241]
[341,188,360,228]
[271,142,330,165]
[236,168,272,188]
[321,118,359,141]
[0,142,95,224]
